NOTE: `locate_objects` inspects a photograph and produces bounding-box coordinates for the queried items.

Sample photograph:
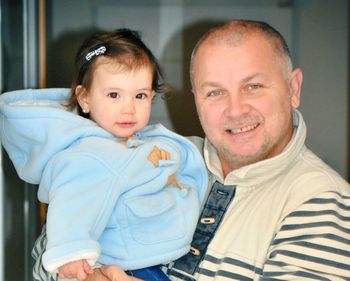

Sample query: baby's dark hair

[69,28,167,115]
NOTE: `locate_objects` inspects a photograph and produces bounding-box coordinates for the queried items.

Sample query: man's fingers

[100,265,131,281]
[83,268,110,281]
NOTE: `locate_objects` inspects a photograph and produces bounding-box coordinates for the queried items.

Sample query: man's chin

[219,146,268,170]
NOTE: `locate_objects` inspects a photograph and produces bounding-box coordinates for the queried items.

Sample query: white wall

[295,0,349,177]
[47,0,349,178]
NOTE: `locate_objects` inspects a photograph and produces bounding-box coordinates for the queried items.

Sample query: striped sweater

[166,110,350,281]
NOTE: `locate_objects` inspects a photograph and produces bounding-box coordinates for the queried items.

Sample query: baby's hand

[58,259,94,281]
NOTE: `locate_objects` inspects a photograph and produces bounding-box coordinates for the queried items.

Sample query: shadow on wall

[163,20,225,138]
[46,28,100,88]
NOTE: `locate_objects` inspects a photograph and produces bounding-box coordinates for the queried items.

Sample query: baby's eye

[136,93,147,99]
[108,92,120,99]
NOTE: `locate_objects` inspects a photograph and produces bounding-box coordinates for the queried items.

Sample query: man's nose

[224,93,247,117]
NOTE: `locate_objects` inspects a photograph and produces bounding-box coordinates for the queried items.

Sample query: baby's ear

[75,85,89,113]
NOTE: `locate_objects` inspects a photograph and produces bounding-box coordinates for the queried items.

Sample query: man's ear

[289,68,303,108]
[75,85,89,113]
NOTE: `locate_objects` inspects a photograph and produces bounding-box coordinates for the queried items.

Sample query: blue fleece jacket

[0,88,208,272]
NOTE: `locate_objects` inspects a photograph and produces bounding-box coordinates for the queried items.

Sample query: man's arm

[262,191,350,279]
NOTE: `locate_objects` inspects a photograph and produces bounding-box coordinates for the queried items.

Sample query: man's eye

[207,90,221,97]
[136,93,147,99]
[108,92,120,99]
[247,84,262,91]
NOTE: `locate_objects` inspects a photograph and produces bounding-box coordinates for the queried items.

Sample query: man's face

[192,35,302,176]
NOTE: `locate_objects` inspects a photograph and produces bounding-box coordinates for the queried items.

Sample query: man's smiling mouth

[226,123,259,134]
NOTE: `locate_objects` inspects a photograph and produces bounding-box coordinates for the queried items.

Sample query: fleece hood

[0,88,115,184]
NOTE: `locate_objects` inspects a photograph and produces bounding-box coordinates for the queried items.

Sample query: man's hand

[84,268,111,281]
[84,266,141,281]
[101,265,141,280]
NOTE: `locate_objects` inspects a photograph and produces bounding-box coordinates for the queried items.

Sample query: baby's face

[81,62,154,138]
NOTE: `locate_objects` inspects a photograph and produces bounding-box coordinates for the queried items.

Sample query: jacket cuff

[42,239,100,273]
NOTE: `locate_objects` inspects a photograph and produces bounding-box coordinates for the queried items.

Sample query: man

[164,20,350,280]
[34,20,350,280]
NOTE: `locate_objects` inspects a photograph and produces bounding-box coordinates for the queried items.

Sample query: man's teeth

[230,124,258,134]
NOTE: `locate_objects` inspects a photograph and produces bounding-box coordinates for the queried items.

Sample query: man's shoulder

[186,136,204,154]
[278,147,350,207]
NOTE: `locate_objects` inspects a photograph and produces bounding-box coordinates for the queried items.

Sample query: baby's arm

[58,259,94,281]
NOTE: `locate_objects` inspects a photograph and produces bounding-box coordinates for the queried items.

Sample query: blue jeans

[127,266,170,281]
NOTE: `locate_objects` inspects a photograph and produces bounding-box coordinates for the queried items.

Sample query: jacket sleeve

[39,148,124,273]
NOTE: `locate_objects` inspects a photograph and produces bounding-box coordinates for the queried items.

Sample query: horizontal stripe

[191,254,264,280]
[308,191,350,200]
[267,242,350,278]
[307,197,350,211]
[272,233,350,245]
[198,268,253,281]
[262,268,331,280]
[280,221,350,233]
[259,277,281,281]
[205,254,262,275]
[264,257,346,280]
[289,210,350,221]
[269,249,350,271]
[286,240,350,257]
